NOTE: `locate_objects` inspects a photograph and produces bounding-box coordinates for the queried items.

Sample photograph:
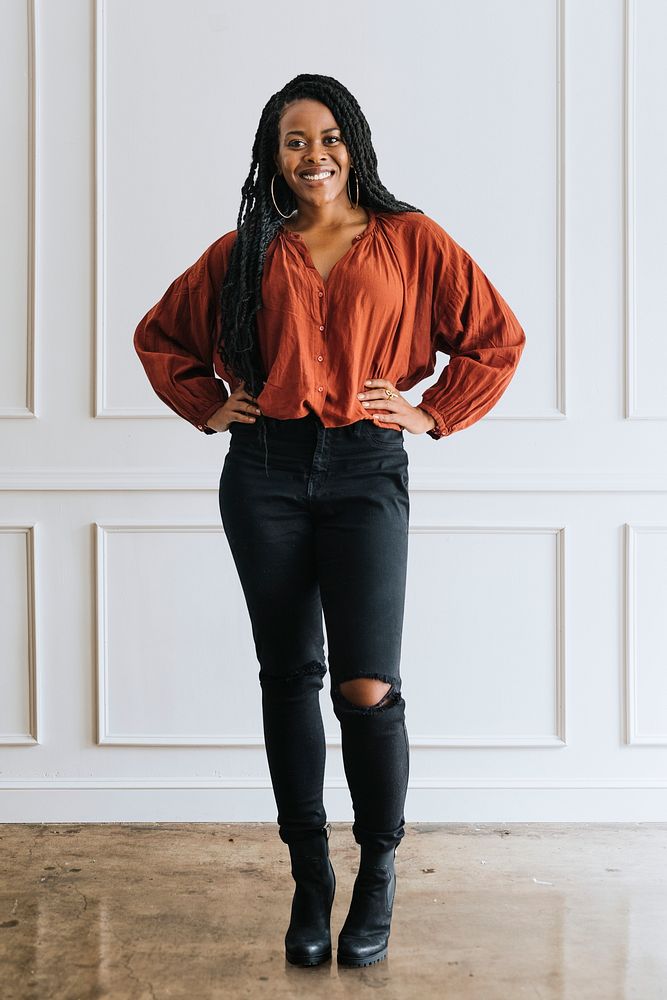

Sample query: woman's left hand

[357,379,436,435]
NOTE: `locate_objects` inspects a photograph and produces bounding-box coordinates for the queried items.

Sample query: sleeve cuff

[195,396,228,434]
[417,402,449,440]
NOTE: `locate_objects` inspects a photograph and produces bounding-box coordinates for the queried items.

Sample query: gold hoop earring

[271,172,295,219]
[347,166,359,210]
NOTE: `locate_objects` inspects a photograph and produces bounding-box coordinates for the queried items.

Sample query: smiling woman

[274,104,377,285]
[132,71,526,973]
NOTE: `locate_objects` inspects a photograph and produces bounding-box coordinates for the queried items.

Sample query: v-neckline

[281,208,376,288]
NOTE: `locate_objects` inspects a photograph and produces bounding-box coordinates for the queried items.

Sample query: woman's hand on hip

[205,380,262,432]
[357,379,437,435]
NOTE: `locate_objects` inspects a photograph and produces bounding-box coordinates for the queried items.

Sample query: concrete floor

[1,823,666,1000]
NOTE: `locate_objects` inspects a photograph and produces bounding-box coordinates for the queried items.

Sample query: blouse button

[354,234,361,241]
[319,325,325,331]
[318,291,323,297]
[317,385,323,392]
[317,355,323,362]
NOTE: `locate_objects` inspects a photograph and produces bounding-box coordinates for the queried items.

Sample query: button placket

[316,281,327,399]
[279,212,377,422]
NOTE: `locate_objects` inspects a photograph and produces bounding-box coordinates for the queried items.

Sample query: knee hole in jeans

[337,678,393,709]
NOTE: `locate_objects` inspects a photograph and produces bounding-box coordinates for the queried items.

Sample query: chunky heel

[284,825,336,966]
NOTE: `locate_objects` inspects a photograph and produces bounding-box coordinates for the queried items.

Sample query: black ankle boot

[284,825,336,966]
[337,844,397,967]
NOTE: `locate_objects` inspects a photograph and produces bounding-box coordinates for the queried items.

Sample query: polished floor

[1,822,666,999]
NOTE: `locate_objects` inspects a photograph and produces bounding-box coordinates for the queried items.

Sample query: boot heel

[284,826,336,967]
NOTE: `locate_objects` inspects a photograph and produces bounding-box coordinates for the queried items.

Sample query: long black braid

[215,73,424,475]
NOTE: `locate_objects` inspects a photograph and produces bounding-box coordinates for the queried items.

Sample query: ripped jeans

[218,410,410,852]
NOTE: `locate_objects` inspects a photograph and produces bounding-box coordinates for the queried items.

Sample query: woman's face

[274,98,352,211]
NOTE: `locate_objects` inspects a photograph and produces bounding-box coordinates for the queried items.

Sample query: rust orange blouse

[133,207,526,439]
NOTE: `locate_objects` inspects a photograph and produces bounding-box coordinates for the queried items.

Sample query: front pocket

[359,418,405,448]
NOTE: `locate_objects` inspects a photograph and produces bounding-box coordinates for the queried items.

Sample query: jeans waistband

[261,411,321,433]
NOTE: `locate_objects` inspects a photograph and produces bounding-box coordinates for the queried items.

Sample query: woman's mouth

[299,170,334,184]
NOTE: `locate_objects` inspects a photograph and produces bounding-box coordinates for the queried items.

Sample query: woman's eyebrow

[284,127,341,136]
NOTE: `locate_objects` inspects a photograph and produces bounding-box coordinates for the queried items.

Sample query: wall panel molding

[1,777,665,790]
[408,524,566,748]
[0,0,37,418]
[625,0,667,420]
[3,467,667,492]
[0,524,40,745]
[96,522,564,749]
[625,523,667,745]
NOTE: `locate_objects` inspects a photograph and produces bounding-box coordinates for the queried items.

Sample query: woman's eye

[287,136,343,148]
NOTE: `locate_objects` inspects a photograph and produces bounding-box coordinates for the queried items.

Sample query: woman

[134,72,526,969]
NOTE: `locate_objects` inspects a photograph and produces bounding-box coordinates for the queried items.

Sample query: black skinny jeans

[218,410,410,852]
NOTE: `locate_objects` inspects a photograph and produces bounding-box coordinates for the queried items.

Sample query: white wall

[1,0,666,822]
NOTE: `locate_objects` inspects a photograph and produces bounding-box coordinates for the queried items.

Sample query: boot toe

[285,938,332,966]
[337,932,388,967]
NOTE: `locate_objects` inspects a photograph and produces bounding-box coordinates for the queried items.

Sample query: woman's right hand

[205,379,262,432]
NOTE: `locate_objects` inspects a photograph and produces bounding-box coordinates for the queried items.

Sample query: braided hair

[215,73,424,473]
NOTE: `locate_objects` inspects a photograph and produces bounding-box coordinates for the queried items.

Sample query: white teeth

[301,171,333,180]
